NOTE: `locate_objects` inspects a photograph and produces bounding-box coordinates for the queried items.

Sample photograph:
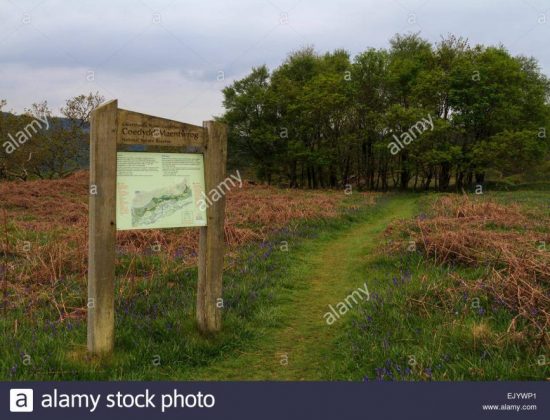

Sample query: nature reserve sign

[117,108,204,147]
[87,100,227,355]
[116,152,207,230]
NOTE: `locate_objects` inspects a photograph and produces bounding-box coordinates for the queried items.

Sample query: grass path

[191,195,418,380]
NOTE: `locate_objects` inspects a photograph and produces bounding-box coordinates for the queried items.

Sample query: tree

[60,91,105,127]
[1,93,105,181]
[221,34,550,191]
[473,130,548,175]
[222,66,280,184]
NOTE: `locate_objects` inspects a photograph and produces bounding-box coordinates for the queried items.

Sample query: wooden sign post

[87,100,227,355]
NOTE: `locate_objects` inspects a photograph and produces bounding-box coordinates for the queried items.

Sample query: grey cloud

[0,0,549,119]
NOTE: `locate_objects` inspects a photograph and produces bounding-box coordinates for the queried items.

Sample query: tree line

[221,34,550,190]
[0,92,103,180]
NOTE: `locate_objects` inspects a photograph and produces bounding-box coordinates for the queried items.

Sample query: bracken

[0,170,375,315]
[387,194,550,347]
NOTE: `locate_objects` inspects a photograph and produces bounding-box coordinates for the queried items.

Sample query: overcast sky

[1,0,549,124]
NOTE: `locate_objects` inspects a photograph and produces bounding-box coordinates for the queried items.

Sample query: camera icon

[10,389,34,412]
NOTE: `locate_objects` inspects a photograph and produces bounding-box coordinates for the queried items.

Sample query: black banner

[2,381,548,419]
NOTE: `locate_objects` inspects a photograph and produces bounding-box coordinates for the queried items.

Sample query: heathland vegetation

[1,181,547,380]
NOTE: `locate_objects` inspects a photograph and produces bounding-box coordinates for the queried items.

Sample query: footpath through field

[193,195,418,380]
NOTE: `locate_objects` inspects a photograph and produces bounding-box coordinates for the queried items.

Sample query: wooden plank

[87,100,118,354]
[117,109,205,147]
[197,121,228,332]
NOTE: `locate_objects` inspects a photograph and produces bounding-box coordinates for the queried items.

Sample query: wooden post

[197,121,228,332]
[87,100,118,354]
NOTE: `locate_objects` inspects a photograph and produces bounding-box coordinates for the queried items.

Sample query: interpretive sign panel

[116,152,207,230]
[88,100,227,355]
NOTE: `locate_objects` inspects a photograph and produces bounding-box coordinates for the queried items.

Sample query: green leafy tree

[221,34,550,191]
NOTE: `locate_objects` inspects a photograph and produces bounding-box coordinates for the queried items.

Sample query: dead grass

[389,194,550,347]
[471,322,495,345]
[0,171,375,314]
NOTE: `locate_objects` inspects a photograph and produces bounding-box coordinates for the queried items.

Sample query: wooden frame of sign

[87,99,227,355]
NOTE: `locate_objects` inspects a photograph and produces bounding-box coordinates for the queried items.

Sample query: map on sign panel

[131,180,193,227]
[116,152,207,230]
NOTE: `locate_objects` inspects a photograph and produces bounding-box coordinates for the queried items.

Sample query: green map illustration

[131,181,193,227]
[116,152,207,230]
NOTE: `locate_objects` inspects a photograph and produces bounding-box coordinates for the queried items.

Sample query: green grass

[185,194,418,380]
